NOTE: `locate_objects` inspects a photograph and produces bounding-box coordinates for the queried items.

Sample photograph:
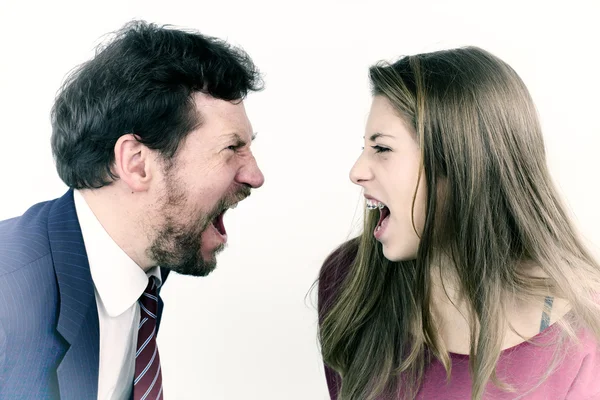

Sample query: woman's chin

[382,244,418,262]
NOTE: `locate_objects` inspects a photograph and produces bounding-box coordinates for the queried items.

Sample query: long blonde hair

[319,46,600,399]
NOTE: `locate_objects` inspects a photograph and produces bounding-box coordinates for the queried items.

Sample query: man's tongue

[212,211,226,236]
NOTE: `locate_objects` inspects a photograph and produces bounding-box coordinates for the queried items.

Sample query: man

[0,20,264,400]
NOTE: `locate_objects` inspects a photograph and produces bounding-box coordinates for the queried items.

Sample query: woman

[317,47,600,400]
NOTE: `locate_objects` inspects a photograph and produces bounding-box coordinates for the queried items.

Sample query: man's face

[147,92,264,276]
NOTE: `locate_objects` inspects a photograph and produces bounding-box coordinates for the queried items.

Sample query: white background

[0,0,599,399]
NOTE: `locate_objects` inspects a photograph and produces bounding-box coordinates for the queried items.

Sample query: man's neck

[78,187,153,271]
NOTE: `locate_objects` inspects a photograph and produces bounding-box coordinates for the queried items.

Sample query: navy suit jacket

[0,190,169,399]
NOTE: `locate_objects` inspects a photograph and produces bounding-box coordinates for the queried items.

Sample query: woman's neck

[428,258,569,355]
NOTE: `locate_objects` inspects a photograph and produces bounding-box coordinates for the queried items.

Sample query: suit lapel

[49,190,99,400]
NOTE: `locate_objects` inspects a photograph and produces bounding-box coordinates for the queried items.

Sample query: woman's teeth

[366,199,386,210]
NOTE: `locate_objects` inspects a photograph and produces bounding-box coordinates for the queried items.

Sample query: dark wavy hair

[50,20,263,189]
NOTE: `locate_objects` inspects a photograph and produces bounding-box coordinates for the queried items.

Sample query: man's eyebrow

[225,132,257,146]
[364,132,394,142]
[231,133,245,145]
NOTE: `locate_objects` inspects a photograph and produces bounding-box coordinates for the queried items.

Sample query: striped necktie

[133,276,164,400]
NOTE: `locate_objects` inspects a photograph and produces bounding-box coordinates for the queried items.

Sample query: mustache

[216,185,252,214]
[230,185,251,206]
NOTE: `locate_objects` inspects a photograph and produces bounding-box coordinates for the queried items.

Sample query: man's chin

[188,262,217,277]
[167,258,216,277]
[170,244,225,277]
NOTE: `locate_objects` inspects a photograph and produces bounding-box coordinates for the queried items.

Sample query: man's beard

[147,174,251,277]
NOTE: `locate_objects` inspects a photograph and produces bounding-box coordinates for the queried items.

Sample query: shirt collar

[74,189,162,317]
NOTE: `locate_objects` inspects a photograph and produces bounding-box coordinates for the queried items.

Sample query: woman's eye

[371,145,391,154]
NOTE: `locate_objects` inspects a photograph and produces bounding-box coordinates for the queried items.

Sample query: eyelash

[227,143,244,152]
[371,145,391,154]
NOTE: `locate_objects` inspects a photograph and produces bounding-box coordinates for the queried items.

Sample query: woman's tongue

[375,206,391,233]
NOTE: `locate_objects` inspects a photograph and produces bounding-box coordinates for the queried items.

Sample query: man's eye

[371,145,391,153]
[227,143,243,151]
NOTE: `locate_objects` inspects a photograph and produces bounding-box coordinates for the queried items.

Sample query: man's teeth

[366,199,385,210]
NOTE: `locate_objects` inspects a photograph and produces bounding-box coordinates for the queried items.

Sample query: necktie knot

[140,276,159,318]
[145,276,159,294]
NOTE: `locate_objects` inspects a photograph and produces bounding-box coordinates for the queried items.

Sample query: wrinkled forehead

[193,92,253,141]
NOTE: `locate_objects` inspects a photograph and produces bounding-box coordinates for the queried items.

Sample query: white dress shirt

[74,190,162,400]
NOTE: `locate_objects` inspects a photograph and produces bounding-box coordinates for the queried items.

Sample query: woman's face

[350,95,427,261]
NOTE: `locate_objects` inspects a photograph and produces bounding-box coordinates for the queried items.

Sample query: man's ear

[112,134,154,192]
